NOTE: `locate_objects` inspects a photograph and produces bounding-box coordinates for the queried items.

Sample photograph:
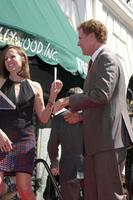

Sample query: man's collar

[91,44,106,62]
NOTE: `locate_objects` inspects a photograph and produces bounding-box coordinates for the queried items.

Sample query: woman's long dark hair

[0,45,31,79]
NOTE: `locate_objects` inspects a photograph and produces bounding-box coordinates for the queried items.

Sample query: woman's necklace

[9,76,25,84]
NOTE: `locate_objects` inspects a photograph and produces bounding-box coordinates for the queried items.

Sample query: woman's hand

[0,129,13,152]
[49,80,63,103]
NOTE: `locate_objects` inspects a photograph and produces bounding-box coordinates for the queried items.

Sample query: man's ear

[90,32,95,38]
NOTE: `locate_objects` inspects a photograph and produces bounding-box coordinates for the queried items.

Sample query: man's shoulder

[97,47,118,64]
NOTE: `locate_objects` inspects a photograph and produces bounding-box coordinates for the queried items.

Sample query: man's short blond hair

[78,19,108,44]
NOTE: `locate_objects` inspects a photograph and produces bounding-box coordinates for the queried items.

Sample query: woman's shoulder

[27,79,42,95]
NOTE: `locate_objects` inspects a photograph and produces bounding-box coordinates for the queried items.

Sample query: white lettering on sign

[0,26,58,62]
[43,43,58,60]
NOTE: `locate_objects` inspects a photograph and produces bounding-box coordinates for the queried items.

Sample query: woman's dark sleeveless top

[0,78,35,142]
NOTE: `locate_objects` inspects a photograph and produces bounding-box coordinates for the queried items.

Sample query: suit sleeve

[69,53,120,111]
[47,118,60,168]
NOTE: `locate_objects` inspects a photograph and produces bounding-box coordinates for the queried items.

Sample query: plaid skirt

[0,129,36,175]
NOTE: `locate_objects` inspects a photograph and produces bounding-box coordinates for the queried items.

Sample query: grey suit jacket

[47,109,84,183]
[69,47,133,155]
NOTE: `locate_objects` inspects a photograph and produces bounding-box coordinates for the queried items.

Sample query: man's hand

[51,167,60,176]
[64,111,82,124]
[53,97,69,114]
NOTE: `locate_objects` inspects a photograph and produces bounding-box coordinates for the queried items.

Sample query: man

[48,87,84,200]
[53,19,133,200]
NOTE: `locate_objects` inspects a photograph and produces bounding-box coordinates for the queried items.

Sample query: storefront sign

[0,26,58,62]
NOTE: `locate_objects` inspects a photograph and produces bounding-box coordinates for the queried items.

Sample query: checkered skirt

[0,129,36,175]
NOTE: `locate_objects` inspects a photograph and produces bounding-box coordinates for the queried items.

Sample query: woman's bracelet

[47,99,55,107]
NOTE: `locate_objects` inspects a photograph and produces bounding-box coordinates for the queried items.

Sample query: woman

[0,45,63,200]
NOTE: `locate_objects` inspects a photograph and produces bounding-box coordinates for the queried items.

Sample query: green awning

[0,0,88,78]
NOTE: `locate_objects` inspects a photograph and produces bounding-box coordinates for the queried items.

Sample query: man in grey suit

[53,19,133,200]
[47,87,84,200]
